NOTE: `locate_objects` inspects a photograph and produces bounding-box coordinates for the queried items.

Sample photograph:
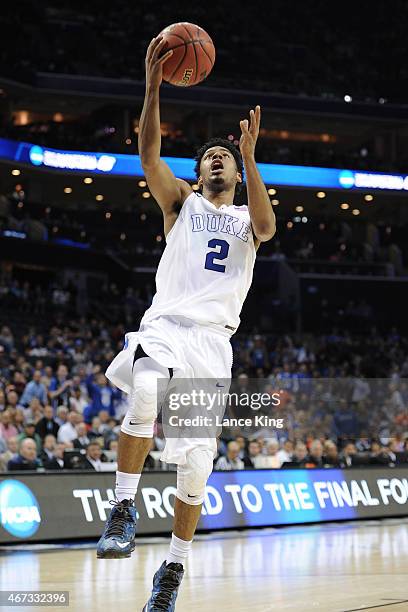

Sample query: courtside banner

[2,136,408,191]
[1,468,408,543]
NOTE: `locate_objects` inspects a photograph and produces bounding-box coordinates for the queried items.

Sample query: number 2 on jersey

[205,238,230,273]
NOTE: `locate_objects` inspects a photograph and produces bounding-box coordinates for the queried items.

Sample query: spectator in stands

[17,421,42,453]
[40,434,57,465]
[80,441,104,471]
[0,436,18,471]
[20,370,48,406]
[391,439,408,463]
[390,435,405,453]
[227,373,253,420]
[254,440,282,468]
[243,439,262,468]
[69,385,88,414]
[13,408,25,433]
[43,442,65,470]
[254,435,266,455]
[7,438,41,471]
[282,442,308,467]
[276,363,297,392]
[35,404,59,439]
[103,417,119,448]
[339,442,357,468]
[26,397,43,423]
[73,422,90,449]
[6,390,22,412]
[305,439,324,468]
[355,434,371,452]
[370,442,394,465]
[57,411,81,444]
[41,366,54,389]
[323,440,341,467]
[2,269,408,475]
[250,335,270,370]
[370,441,390,465]
[83,368,121,423]
[333,400,361,443]
[0,326,14,351]
[109,439,119,452]
[88,416,103,440]
[277,440,294,465]
[0,409,18,440]
[215,441,245,470]
[49,364,73,408]
[381,441,398,466]
[55,405,69,426]
[235,435,246,459]
[13,373,28,395]
[98,409,113,433]
[106,439,119,460]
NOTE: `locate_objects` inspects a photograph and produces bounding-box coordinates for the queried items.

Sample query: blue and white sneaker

[142,561,184,611]
[96,498,138,559]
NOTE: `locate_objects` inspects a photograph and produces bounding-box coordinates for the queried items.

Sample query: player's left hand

[239,105,261,158]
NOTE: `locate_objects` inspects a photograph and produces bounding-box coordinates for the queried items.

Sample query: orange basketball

[158,22,215,87]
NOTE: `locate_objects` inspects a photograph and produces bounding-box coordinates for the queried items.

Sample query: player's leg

[97,348,170,559]
[144,323,229,609]
[143,446,213,610]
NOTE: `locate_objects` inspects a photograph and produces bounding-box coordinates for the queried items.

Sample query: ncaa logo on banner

[338,170,355,189]
[0,480,41,538]
[29,145,44,166]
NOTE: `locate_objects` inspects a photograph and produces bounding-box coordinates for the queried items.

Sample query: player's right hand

[145,36,173,90]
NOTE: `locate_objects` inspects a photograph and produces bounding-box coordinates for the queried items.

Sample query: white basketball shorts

[105,315,233,465]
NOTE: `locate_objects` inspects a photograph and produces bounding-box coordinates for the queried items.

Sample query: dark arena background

[1,2,408,611]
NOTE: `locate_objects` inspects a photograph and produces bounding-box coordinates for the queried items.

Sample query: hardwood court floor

[1,519,408,612]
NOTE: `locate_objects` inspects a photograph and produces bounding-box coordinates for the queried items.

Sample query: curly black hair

[193,137,244,193]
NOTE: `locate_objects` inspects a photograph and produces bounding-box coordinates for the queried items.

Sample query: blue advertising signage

[202,469,359,528]
[1,468,408,543]
[1,136,408,191]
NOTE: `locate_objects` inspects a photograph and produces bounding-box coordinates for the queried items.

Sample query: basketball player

[97,36,276,611]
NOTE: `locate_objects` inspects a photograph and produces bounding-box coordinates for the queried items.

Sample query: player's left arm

[239,106,276,245]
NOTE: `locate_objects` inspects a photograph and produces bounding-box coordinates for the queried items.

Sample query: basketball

[158,22,215,87]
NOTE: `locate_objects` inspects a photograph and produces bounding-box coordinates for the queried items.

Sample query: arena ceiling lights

[1,137,408,193]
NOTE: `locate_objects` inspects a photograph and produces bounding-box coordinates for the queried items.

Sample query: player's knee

[121,373,159,436]
[176,448,214,505]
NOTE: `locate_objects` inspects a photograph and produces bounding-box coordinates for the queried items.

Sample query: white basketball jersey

[141,191,256,333]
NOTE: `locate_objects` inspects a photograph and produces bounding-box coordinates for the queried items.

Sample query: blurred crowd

[0,301,407,472]
[1,0,406,103]
[214,437,408,471]
[2,190,406,276]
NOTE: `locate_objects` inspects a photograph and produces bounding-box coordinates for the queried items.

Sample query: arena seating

[1,276,407,473]
[1,0,406,103]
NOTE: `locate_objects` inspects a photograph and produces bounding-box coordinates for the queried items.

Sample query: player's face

[198,147,242,193]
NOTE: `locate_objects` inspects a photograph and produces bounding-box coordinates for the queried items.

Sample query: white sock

[166,533,192,567]
[115,471,141,502]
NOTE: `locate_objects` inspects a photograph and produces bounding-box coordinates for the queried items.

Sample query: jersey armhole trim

[165,191,195,242]
[180,190,196,215]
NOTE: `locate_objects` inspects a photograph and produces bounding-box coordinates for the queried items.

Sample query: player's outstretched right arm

[139,37,192,234]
